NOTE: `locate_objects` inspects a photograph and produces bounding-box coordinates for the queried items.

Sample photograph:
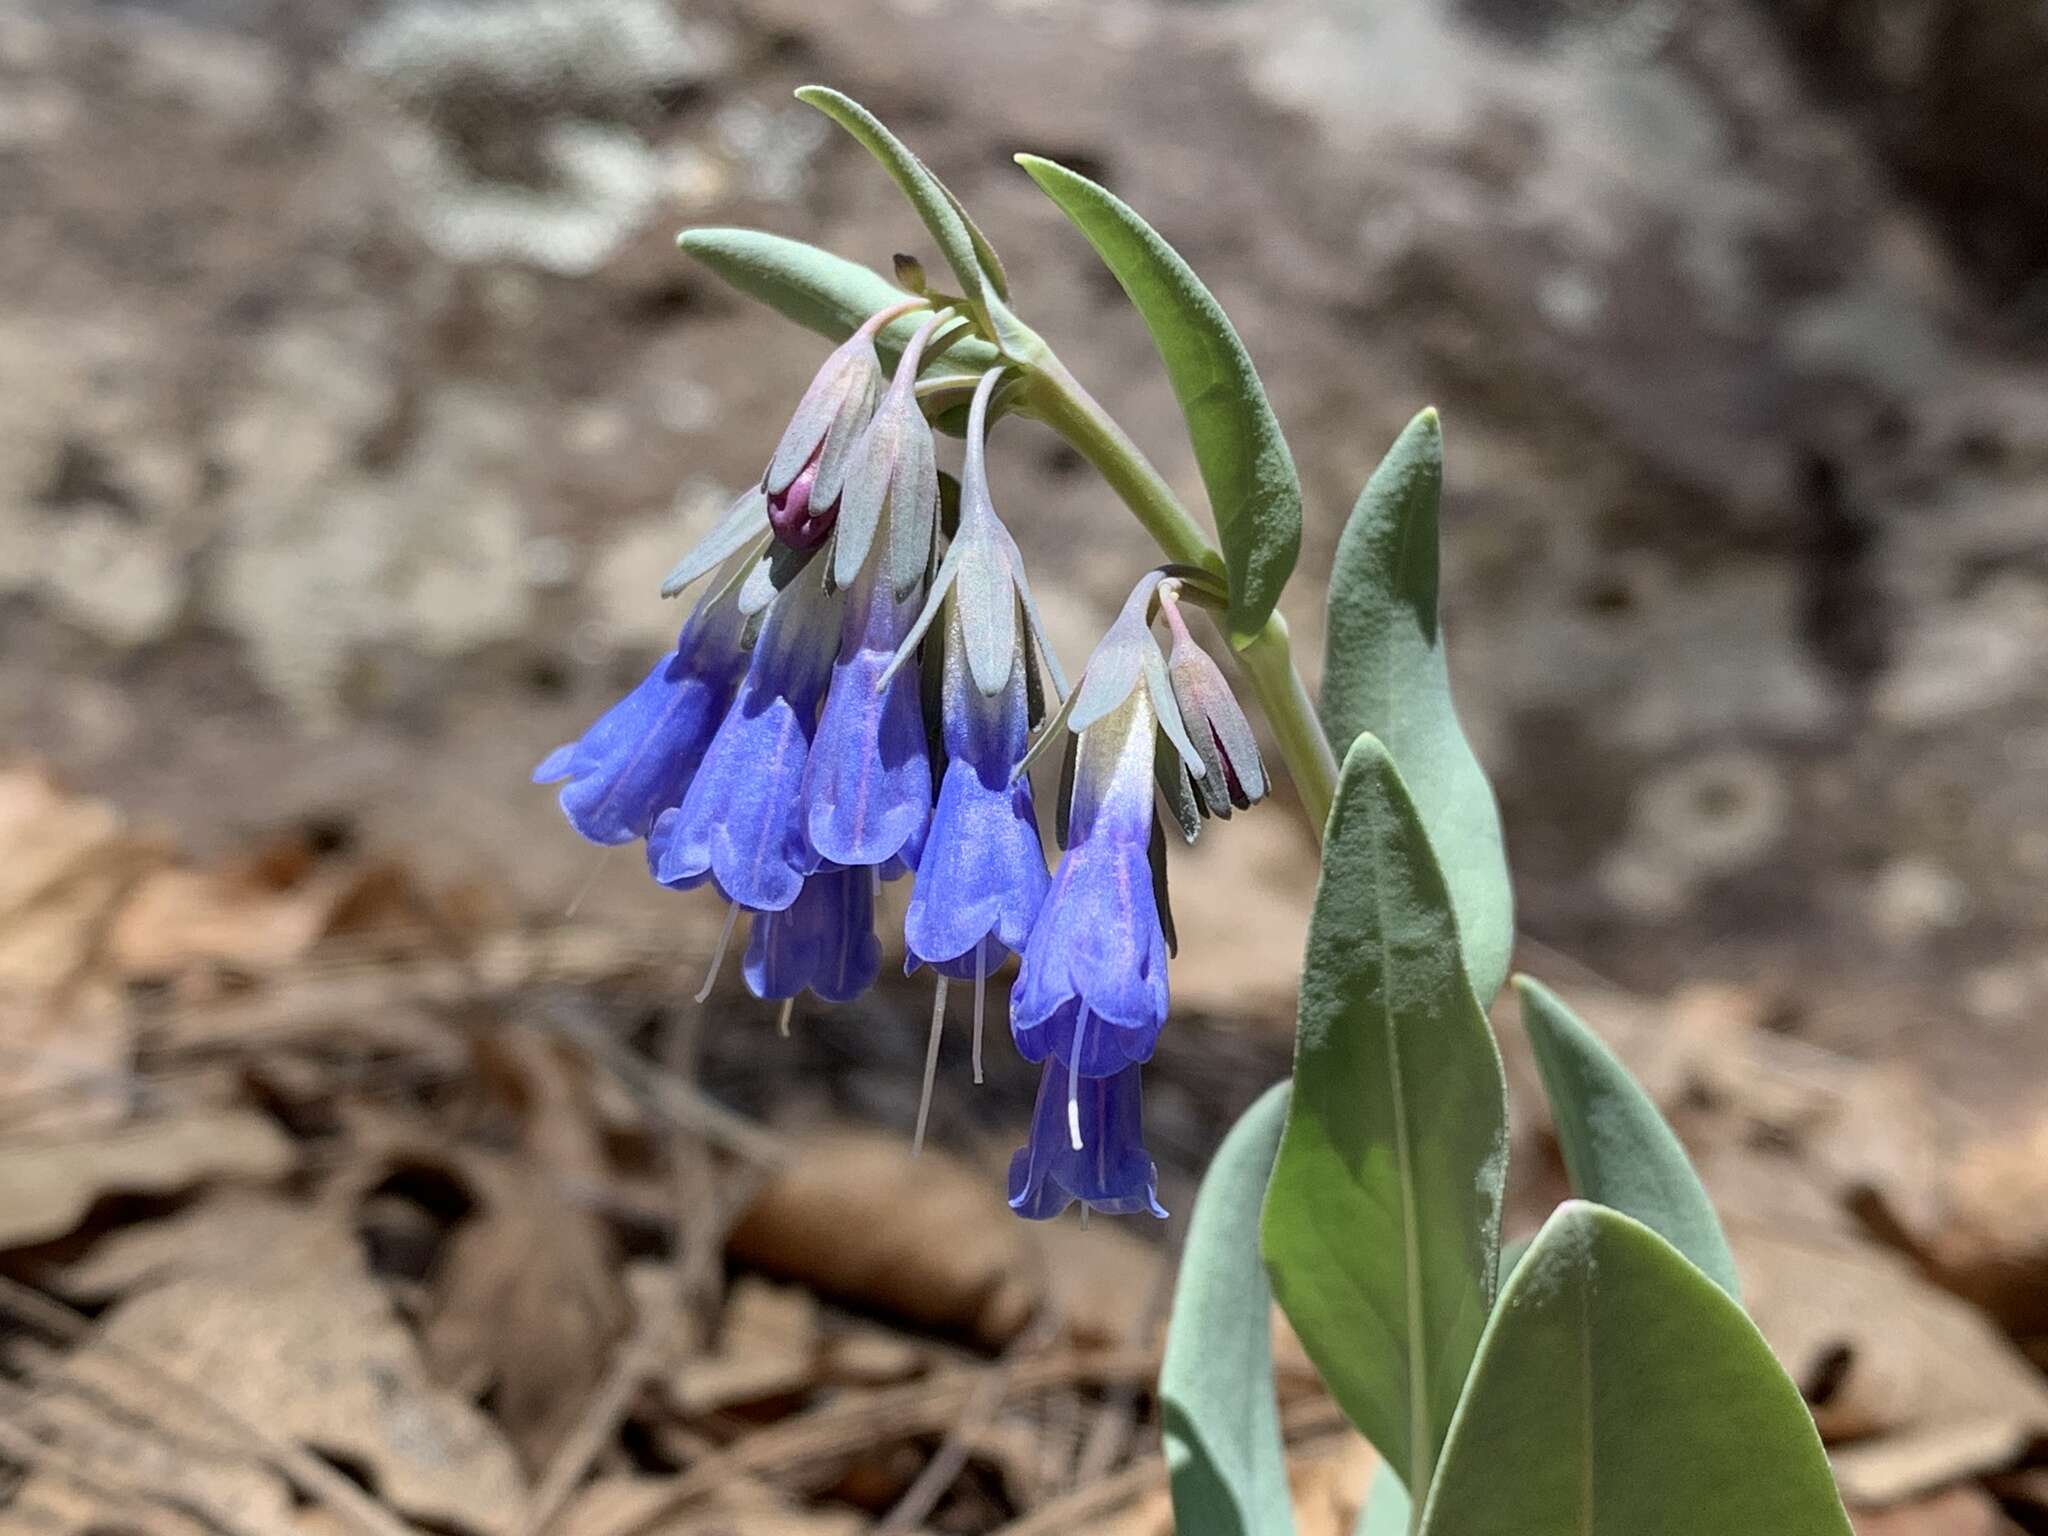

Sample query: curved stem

[1021,350,1338,838]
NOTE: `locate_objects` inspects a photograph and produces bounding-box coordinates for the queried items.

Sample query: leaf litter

[0,760,2042,1535]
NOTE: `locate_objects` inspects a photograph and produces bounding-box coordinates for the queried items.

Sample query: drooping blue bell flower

[800,550,932,873]
[742,864,882,1003]
[1007,1061,1166,1221]
[904,599,1050,981]
[797,312,961,874]
[1010,572,1204,1077]
[1010,685,1170,1077]
[533,556,749,845]
[647,563,843,912]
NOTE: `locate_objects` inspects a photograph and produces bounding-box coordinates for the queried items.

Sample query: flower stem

[1021,351,1338,837]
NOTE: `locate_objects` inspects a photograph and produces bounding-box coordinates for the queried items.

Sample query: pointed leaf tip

[1319,410,1511,1005]
[1513,974,1741,1301]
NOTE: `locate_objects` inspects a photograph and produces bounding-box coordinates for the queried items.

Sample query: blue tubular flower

[905,600,1048,975]
[1010,683,1170,1077]
[800,552,932,870]
[742,865,882,1003]
[1007,1062,1166,1221]
[798,316,957,875]
[533,575,747,844]
[647,565,843,912]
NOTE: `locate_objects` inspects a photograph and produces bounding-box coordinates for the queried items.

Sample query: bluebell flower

[647,564,843,913]
[1007,1062,1166,1221]
[800,551,932,872]
[742,865,882,1003]
[797,313,958,874]
[904,598,1049,978]
[533,559,747,844]
[1010,682,1170,1077]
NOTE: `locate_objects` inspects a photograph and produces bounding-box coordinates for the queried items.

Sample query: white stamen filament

[563,845,610,919]
[972,945,988,1086]
[695,901,741,1004]
[777,998,795,1038]
[912,978,948,1158]
[1067,1010,1087,1153]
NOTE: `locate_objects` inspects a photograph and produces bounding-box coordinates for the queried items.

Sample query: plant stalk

[1021,352,1339,835]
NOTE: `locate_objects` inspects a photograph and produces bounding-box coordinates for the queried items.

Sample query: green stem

[1021,351,1339,836]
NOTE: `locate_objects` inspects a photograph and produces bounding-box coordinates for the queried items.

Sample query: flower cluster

[537,307,1265,1219]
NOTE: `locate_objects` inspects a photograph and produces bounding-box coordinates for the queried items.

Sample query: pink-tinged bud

[760,300,927,554]
[767,458,834,550]
[1161,590,1267,819]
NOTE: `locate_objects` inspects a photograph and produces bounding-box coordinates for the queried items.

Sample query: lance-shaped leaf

[1261,733,1508,1502]
[1516,976,1741,1301]
[677,227,999,378]
[1417,1202,1852,1536]
[1161,1082,1295,1536]
[1354,1465,1411,1536]
[1321,408,1512,1006]
[796,87,1004,335]
[1016,154,1301,648]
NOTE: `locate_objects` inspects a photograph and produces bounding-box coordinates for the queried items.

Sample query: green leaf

[1515,976,1741,1301]
[1016,154,1301,648]
[675,227,1000,378]
[1354,1465,1411,1536]
[1418,1203,1852,1536]
[1320,409,1512,1005]
[1261,734,1508,1501]
[1161,1082,1295,1536]
[795,87,1005,331]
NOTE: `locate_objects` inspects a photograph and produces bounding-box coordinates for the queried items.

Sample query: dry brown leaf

[26,1193,526,1535]
[1908,1102,2048,1338]
[555,1477,869,1536]
[417,1150,631,1475]
[107,839,433,984]
[669,1276,819,1415]
[0,982,130,1138]
[727,1131,1040,1347]
[1833,1417,2035,1507]
[1850,1483,2024,1536]
[0,1108,295,1250]
[1734,1226,2048,1446]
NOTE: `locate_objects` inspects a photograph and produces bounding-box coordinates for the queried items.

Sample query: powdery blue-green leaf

[676,227,1000,377]
[1160,1082,1295,1536]
[1261,734,1508,1502]
[1321,409,1512,1006]
[1515,976,1741,1301]
[1417,1202,1852,1536]
[796,87,1004,335]
[1016,155,1301,649]
[1354,1464,1410,1536]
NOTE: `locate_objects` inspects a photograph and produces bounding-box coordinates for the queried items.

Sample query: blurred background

[2,0,2046,1532]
